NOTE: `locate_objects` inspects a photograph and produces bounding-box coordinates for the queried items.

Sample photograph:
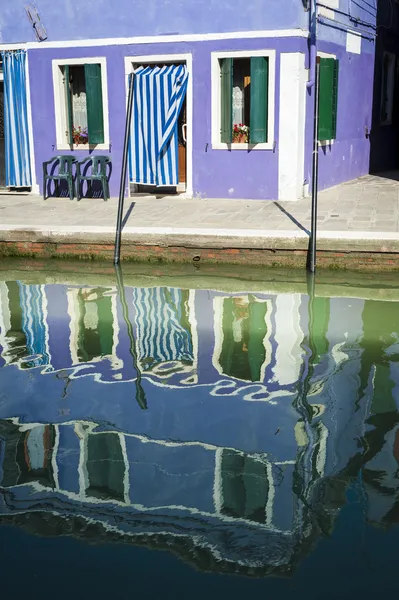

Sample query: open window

[380,52,396,126]
[212,50,275,150]
[53,58,109,149]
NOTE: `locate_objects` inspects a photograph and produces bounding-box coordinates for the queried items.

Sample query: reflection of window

[219,449,269,524]
[86,433,125,502]
[380,52,396,125]
[53,58,108,148]
[16,425,55,488]
[217,295,269,382]
[75,288,114,363]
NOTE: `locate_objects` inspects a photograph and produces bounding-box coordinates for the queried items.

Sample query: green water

[1,259,399,599]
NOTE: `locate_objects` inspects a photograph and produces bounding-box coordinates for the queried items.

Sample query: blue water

[1,264,399,598]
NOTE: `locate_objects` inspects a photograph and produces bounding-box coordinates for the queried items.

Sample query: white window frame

[52,56,110,150]
[380,51,396,126]
[212,295,273,384]
[211,49,276,151]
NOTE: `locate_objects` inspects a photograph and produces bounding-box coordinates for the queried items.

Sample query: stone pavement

[1,173,399,263]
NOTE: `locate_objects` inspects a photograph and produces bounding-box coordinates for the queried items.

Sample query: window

[212,50,275,150]
[380,52,396,125]
[219,449,270,524]
[318,57,339,142]
[16,425,56,488]
[217,295,269,382]
[86,432,126,502]
[53,58,109,149]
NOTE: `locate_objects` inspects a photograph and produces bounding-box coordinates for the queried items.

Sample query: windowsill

[318,139,335,147]
[212,142,273,151]
[57,142,110,151]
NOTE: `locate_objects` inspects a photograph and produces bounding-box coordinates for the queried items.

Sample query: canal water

[1,261,399,599]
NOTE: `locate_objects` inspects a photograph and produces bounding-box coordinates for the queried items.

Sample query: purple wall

[28,36,307,200]
[0,0,307,43]
[305,39,375,192]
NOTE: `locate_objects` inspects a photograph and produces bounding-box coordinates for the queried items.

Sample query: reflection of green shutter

[312,297,330,363]
[318,58,339,142]
[64,65,73,145]
[97,296,113,357]
[247,300,267,381]
[85,63,105,144]
[250,57,268,144]
[220,58,233,143]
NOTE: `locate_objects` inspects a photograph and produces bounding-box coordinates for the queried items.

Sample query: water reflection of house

[4,280,399,571]
[0,415,332,575]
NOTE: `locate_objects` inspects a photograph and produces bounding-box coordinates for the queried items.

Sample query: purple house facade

[0,0,377,200]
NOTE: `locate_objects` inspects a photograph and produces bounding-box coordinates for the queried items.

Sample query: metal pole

[307,56,321,274]
[114,73,134,265]
[114,264,147,409]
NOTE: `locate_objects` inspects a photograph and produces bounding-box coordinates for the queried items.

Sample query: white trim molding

[278,52,307,201]
[211,49,276,151]
[52,56,110,151]
[0,29,309,52]
[25,52,39,193]
[124,53,193,197]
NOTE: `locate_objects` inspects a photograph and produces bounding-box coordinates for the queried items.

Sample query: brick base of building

[1,240,399,271]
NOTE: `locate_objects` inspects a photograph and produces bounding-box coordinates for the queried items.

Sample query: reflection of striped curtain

[18,283,50,366]
[133,287,193,370]
[2,50,32,187]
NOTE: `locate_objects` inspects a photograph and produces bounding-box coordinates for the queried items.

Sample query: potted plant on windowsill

[72,126,89,146]
[232,124,249,143]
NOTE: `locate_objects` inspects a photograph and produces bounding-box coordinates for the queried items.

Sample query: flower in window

[72,125,89,145]
[232,123,249,143]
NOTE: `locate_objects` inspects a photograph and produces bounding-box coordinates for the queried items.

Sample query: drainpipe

[307,0,317,89]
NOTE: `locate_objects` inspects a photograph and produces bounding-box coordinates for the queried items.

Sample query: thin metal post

[307,56,321,274]
[114,264,147,409]
[114,73,134,265]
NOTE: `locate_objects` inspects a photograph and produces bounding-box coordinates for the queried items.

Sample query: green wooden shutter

[318,58,339,142]
[220,58,233,143]
[331,59,339,139]
[64,65,73,145]
[84,63,105,144]
[250,57,268,144]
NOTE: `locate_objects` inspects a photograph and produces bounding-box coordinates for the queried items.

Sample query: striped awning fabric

[129,64,188,187]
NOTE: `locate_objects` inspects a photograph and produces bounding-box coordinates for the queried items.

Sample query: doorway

[126,54,193,197]
[177,96,187,190]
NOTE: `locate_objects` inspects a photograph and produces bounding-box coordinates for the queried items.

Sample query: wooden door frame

[124,53,193,198]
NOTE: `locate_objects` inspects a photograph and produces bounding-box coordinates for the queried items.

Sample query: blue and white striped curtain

[2,50,32,188]
[129,64,188,187]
